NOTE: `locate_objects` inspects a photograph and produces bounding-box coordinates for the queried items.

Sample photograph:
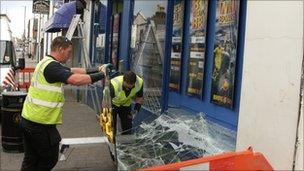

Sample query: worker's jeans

[113,105,132,135]
[20,118,61,171]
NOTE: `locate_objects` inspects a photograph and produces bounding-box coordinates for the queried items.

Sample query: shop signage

[32,0,50,14]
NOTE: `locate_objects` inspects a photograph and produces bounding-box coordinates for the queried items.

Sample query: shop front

[100,0,247,170]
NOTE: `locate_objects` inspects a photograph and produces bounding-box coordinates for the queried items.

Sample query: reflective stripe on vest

[26,96,64,108]
[31,81,63,93]
[111,75,143,106]
[22,56,65,124]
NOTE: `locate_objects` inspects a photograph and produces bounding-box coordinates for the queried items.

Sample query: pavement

[0,57,116,171]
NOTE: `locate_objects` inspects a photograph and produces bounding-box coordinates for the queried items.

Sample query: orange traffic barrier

[139,147,273,171]
[18,67,35,91]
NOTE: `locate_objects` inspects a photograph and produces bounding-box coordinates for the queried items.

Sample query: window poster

[111,13,121,69]
[187,0,208,98]
[170,0,184,91]
[211,0,240,108]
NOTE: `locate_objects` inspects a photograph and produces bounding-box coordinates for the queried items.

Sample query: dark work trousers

[20,117,61,171]
[113,105,132,135]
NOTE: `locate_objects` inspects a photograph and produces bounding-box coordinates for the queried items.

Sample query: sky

[0,0,34,38]
[0,0,167,38]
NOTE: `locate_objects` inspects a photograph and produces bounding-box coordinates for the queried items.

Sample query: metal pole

[36,14,42,62]
[23,6,26,38]
[23,6,26,58]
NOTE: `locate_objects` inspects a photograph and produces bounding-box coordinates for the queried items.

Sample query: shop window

[210,0,240,108]
[130,0,168,113]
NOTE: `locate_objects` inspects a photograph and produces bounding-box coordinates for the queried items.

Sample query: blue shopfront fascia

[106,0,247,131]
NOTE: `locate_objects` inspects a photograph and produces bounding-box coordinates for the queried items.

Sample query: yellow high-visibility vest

[110,75,143,107]
[22,56,65,124]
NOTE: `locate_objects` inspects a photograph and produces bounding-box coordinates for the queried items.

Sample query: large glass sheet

[130,0,167,113]
[116,1,168,170]
[211,0,240,108]
[186,0,208,98]
[169,0,184,92]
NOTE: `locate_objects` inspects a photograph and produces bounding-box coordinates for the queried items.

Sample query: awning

[44,1,76,33]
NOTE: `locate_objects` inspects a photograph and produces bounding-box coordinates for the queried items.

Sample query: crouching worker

[110,71,144,135]
[20,36,107,171]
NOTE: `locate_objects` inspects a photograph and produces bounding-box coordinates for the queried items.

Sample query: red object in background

[18,67,35,91]
[2,68,17,89]
[139,147,273,171]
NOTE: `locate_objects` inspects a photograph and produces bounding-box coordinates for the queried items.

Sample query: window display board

[186,0,209,98]
[169,0,185,92]
[211,0,240,108]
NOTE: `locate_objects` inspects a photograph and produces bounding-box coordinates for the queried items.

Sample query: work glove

[98,65,107,75]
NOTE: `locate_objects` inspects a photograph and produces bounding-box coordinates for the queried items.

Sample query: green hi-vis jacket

[22,56,65,124]
[110,75,143,107]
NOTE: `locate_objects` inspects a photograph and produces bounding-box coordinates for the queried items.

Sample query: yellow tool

[100,106,114,143]
[99,64,115,143]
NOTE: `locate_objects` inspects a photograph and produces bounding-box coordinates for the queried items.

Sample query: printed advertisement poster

[211,0,240,108]
[187,0,208,97]
[111,13,120,69]
[170,0,184,91]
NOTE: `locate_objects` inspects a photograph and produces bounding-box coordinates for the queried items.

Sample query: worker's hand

[98,65,107,75]
[129,110,138,119]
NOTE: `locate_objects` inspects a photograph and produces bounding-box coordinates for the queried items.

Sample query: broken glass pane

[116,110,236,170]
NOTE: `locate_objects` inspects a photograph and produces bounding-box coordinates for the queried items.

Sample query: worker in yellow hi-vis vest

[20,36,107,171]
[110,71,144,135]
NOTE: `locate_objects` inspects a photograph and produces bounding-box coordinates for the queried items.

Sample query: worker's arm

[133,83,144,112]
[134,97,144,105]
[67,72,105,86]
[44,61,104,85]
[135,83,144,102]
[109,83,115,98]
[71,66,104,74]
[70,68,86,74]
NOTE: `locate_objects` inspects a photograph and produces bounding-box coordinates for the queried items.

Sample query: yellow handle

[100,107,114,143]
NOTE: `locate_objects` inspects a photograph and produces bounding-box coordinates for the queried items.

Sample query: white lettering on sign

[171,52,181,59]
[191,36,205,44]
[172,37,182,43]
[190,52,204,59]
